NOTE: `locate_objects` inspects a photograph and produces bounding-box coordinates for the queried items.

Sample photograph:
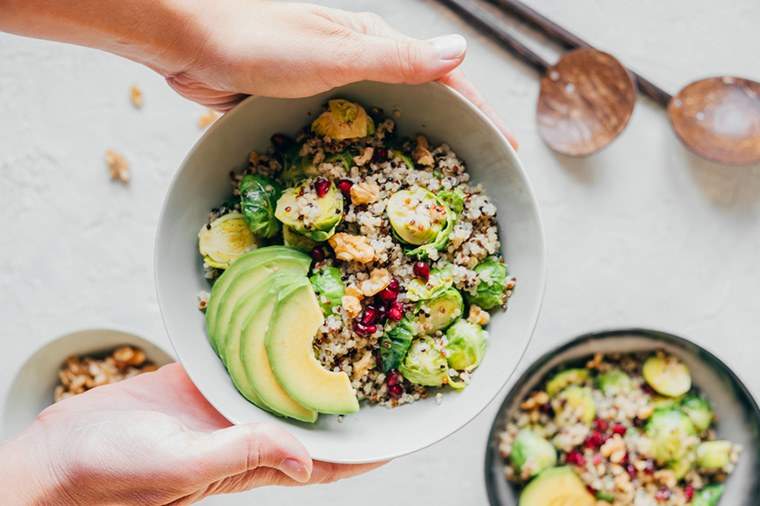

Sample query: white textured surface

[1,0,759,504]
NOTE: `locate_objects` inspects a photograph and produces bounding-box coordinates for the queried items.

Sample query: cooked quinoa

[498,351,741,505]
[198,99,515,408]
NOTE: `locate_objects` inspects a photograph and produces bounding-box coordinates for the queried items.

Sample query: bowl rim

[482,327,760,505]
[154,81,547,462]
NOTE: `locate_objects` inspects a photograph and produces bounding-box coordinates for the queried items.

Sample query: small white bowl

[2,328,174,439]
[155,81,546,463]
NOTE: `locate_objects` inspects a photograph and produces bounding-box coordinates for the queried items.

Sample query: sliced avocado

[546,368,590,397]
[416,287,463,333]
[239,276,318,423]
[643,354,692,397]
[266,283,359,414]
[693,484,725,506]
[553,386,596,427]
[510,429,557,478]
[646,408,697,465]
[519,467,595,506]
[275,179,343,241]
[311,99,374,140]
[596,368,633,396]
[696,441,732,470]
[282,225,317,252]
[681,394,714,432]
[205,247,311,354]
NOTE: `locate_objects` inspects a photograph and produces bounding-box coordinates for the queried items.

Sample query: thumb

[348,33,467,84]
[193,423,313,484]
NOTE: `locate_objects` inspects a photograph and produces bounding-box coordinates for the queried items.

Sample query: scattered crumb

[197,290,209,312]
[198,108,221,129]
[337,415,344,423]
[105,149,129,184]
[435,393,443,405]
[129,84,144,109]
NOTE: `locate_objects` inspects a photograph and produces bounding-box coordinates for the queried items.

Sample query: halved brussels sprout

[379,317,416,373]
[275,179,343,241]
[445,319,487,371]
[681,394,714,432]
[643,354,692,398]
[281,152,320,186]
[553,385,596,426]
[399,337,449,387]
[327,151,353,171]
[387,186,450,246]
[596,368,633,396]
[198,212,257,269]
[466,257,509,310]
[417,288,464,333]
[696,440,733,470]
[510,429,557,478]
[407,263,454,301]
[546,368,590,397]
[311,99,374,140]
[391,149,415,170]
[239,174,282,239]
[309,266,345,316]
[646,408,697,465]
[282,225,317,252]
[438,188,465,215]
[693,484,725,506]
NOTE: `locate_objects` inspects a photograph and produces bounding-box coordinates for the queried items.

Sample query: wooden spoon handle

[487,0,672,107]
[436,0,551,73]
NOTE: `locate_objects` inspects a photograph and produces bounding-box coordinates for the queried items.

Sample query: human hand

[0,363,381,505]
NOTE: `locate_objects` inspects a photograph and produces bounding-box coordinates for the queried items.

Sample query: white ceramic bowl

[155,82,545,463]
[1,328,174,439]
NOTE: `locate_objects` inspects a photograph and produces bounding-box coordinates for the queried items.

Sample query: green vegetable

[466,257,508,310]
[387,186,451,246]
[510,429,557,478]
[646,408,697,466]
[445,319,487,371]
[275,179,343,241]
[693,484,725,506]
[391,149,415,170]
[553,386,596,426]
[282,225,317,252]
[278,141,320,186]
[596,368,633,396]
[416,288,464,333]
[595,491,615,502]
[198,212,258,269]
[379,317,416,373]
[681,394,714,432]
[438,189,465,215]
[311,99,374,140]
[642,354,692,398]
[239,174,282,239]
[309,266,345,316]
[327,151,353,171]
[399,337,449,387]
[404,208,455,259]
[696,441,733,470]
[407,263,454,301]
[546,368,590,397]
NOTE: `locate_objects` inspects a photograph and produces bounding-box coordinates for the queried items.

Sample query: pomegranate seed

[625,463,637,480]
[310,246,325,262]
[361,307,379,326]
[387,278,400,292]
[353,321,377,336]
[584,431,606,449]
[337,179,353,197]
[684,485,695,501]
[565,450,586,467]
[619,452,629,465]
[413,261,430,281]
[314,177,330,197]
[643,460,655,475]
[388,383,404,399]
[585,485,596,495]
[387,370,402,386]
[612,423,627,436]
[373,147,388,162]
[594,418,609,432]
[377,287,398,303]
[387,301,404,321]
[655,487,671,502]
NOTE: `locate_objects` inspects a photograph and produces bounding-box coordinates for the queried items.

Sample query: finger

[194,423,313,484]
[307,460,388,484]
[438,71,519,150]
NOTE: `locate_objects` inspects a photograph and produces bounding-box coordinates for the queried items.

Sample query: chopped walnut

[413,135,434,167]
[359,268,391,297]
[344,285,364,300]
[129,84,144,109]
[105,149,129,184]
[586,352,604,370]
[352,351,374,380]
[342,294,362,318]
[601,435,628,463]
[350,181,380,205]
[519,391,549,410]
[352,146,374,166]
[329,233,375,263]
[198,108,221,129]
[468,305,490,326]
[654,469,677,488]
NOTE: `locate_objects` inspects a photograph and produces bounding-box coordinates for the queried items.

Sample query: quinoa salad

[196,99,515,422]
[497,351,740,506]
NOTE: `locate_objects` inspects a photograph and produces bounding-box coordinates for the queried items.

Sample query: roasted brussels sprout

[680,394,714,433]
[445,319,487,371]
[646,408,697,466]
[198,212,257,269]
[466,257,508,310]
[391,149,415,170]
[282,225,317,252]
[387,186,451,246]
[696,440,733,470]
[309,266,345,316]
[407,263,454,301]
[416,288,464,333]
[399,337,449,387]
[379,317,416,373]
[552,386,596,427]
[693,484,725,506]
[510,429,557,478]
[311,99,374,140]
[275,178,343,241]
[643,354,692,398]
[546,368,590,397]
[239,174,282,239]
[596,368,633,396]
[438,188,465,215]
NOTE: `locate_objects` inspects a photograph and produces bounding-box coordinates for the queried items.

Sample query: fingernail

[281,458,311,482]
[429,34,467,61]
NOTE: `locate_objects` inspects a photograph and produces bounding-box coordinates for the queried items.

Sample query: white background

[1,0,759,504]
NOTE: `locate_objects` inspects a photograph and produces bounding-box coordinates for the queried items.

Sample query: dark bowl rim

[483,327,760,506]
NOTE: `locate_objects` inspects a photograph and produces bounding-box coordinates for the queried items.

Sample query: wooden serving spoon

[438,0,636,157]
[488,0,760,166]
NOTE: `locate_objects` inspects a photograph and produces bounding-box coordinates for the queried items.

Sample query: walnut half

[328,233,375,263]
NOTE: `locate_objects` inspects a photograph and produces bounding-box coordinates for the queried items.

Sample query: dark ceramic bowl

[484,328,760,505]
